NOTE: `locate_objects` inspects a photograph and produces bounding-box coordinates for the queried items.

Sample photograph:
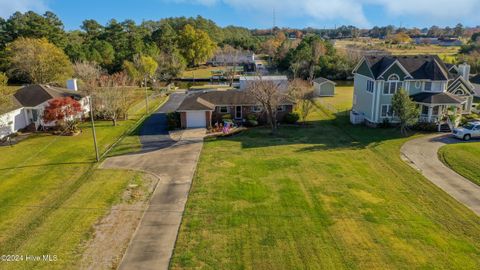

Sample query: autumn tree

[289,79,315,125]
[246,77,286,134]
[391,89,420,136]
[73,61,102,95]
[178,24,216,66]
[0,72,9,111]
[309,40,326,82]
[6,38,73,83]
[0,73,12,133]
[42,97,84,134]
[96,72,134,126]
[134,55,158,86]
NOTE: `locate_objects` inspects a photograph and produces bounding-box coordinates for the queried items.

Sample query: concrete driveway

[401,134,480,215]
[100,92,206,270]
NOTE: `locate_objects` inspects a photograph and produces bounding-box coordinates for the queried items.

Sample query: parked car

[453,121,480,141]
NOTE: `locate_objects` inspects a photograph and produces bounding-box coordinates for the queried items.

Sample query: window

[381,105,394,117]
[277,105,285,112]
[252,105,262,112]
[424,82,432,91]
[432,106,439,115]
[366,80,374,93]
[383,74,402,95]
[218,106,229,113]
[421,105,429,115]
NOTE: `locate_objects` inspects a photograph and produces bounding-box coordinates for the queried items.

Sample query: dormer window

[383,74,402,95]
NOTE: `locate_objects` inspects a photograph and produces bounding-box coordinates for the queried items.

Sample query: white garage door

[186,111,206,128]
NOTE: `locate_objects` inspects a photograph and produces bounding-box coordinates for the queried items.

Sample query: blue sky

[1,0,479,30]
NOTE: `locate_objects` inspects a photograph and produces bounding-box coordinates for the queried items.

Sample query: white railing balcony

[419,115,439,123]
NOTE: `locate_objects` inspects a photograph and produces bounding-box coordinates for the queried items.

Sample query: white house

[0,83,90,139]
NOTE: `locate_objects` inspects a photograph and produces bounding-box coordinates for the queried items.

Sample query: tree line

[0,11,263,84]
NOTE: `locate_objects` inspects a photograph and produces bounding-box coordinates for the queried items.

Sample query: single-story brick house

[313,77,336,97]
[176,90,294,128]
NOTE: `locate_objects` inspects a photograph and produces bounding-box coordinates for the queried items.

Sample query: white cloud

[167,0,480,26]
[0,0,48,18]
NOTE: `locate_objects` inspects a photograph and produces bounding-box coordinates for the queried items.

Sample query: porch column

[427,106,433,123]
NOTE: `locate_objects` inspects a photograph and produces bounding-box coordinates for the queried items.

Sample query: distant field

[335,39,460,63]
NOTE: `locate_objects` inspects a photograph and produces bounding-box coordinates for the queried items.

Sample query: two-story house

[350,55,475,128]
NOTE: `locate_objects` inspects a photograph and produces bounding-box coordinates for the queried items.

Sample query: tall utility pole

[89,96,99,162]
[144,77,149,115]
[272,8,276,35]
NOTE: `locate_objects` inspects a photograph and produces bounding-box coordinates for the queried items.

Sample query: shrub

[283,112,299,124]
[222,114,232,120]
[246,120,258,127]
[379,118,390,128]
[246,114,257,121]
[461,113,480,125]
[167,112,180,130]
[411,122,437,132]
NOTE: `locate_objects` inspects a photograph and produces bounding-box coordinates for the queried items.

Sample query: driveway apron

[401,134,480,215]
[101,92,206,270]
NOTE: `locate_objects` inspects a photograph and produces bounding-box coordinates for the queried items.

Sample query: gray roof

[364,55,450,81]
[447,75,475,94]
[472,83,480,97]
[410,92,465,105]
[240,76,288,81]
[177,90,293,111]
[313,77,336,85]
[471,74,480,84]
[13,84,85,107]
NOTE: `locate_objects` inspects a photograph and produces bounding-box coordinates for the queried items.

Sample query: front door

[235,106,242,119]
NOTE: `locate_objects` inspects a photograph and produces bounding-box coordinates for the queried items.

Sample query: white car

[453,121,480,141]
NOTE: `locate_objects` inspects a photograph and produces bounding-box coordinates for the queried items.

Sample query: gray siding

[314,82,335,96]
[380,63,408,80]
[352,74,374,121]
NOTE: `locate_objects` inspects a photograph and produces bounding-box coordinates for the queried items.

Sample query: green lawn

[315,86,354,113]
[439,142,480,186]
[0,93,165,269]
[181,66,229,79]
[171,99,480,269]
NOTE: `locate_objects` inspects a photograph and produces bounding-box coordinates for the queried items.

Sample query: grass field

[181,66,229,79]
[0,93,165,269]
[171,87,480,269]
[335,39,460,63]
[439,142,480,186]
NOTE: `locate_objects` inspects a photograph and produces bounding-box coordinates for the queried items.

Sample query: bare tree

[289,79,315,125]
[96,72,134,126]
[73,61,102,95]
[246,77,285,134]
[217,45,241,86]
[309,40,326,82]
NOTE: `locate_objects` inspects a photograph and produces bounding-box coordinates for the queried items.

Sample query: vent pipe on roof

[67,79,78,91]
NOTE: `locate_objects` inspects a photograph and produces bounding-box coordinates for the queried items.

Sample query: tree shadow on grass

[0,161,94,171]
[213,113,408,152]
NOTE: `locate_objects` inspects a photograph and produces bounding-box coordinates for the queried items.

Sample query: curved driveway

[401,134,480,215]
[101,92,206,270]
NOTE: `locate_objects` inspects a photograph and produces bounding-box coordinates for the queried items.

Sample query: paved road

[401,134,480,215]
[101,92,206,270]
[140,92,186,152]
